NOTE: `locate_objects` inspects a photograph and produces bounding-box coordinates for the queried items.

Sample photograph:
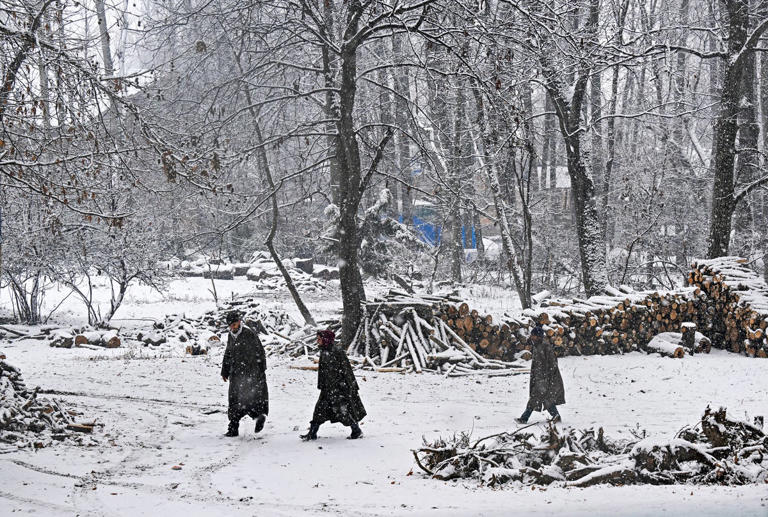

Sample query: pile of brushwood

[48,298,303,355]
[0,361,97,450]
[413,406,767,487]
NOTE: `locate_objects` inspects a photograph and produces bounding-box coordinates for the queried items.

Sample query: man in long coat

[516,325,565,424]
[221,311,269,437]
[300,329,366,440]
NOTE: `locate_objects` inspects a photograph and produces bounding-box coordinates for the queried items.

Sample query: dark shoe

[254,414,266,433]
[300,423,319,441]
[299,430,317,441]
[224,421,239,437]
[514,417,528,424]
[348,424,363,440]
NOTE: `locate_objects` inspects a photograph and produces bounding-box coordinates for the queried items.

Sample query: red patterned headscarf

[316,329,335,348]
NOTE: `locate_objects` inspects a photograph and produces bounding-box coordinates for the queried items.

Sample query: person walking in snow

[516,325,565,424]
[221,311,269,437]
[300,329,366,441]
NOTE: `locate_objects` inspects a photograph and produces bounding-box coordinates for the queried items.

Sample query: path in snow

[1,339,767,516]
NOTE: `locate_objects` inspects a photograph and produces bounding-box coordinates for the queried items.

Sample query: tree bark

[94,0,116,113]
[541,92,557,190]
[336,0,369,347]
[732,17,760,257]
[589,69,604,224]
[392,34,413,221]
[537,0,609,296]
[322,2,342,205]
[449,76,468,283]
[707,0,768,258]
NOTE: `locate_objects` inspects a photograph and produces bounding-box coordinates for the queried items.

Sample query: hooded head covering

[531,325,545,337]
[316,329,336,348]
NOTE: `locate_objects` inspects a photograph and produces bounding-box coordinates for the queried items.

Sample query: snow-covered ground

[2,278,768,516]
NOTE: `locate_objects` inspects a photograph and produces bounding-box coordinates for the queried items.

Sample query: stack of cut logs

[518,288,713,358]
[352,292,528,375]
[688,257,768,357]
[342,256,768,363]
[287,292,529,376]
[434,302,528,362]
[0,361,97,449]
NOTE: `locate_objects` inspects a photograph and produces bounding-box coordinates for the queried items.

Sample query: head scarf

[317,329,335,348]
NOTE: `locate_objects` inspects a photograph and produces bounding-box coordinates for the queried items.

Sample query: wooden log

[681,322,696,354]
[646,334,685,358]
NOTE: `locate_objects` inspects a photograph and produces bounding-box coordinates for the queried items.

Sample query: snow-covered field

[2,278,768,516]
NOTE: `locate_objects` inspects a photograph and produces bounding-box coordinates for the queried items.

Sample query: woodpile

[44,298,301,355]
[133,298,303,352]
[0,361,97,450]
[413,406,768,487]
[278,292,528,375]
[688,257,768,357]
[185,344,208,355]
[520,287,710,358]
[342,291,529,375]
[644,328,711,357]
[279,264,768,372]
[427,286,712,360]
[50,329,121,349]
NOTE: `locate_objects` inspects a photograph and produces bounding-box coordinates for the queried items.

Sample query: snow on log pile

[646,332,712,358]
[0,361,97,450]
[282,281,730,371]
[520,287,710,357]
[285,291,530,376]
[175,253,332,291]
[413,406,768,487]
[133,297,303,353]
[50,329,121,349]
[48,298,303,355]
[352,292,529,376]
[689,257,768,357]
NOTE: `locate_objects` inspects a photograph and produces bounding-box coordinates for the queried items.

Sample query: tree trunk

[322,2,341,206]
[538,0,609,296]
[707,0,765,258]
[94,0,116,113]
[448,77,468,283]
[37,13,51,134]
[377,40,397,211]
[227,33,318,327]
[392,34,413,222]
[590,70,604,225]
[541,92,556,190]
[732,21,760,257]
[335,0,369,347]
[473,209,485,261]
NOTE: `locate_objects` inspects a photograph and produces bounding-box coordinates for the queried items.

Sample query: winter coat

[311,344,367,426]
[221,326,269,420]
[527,338,566,411]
